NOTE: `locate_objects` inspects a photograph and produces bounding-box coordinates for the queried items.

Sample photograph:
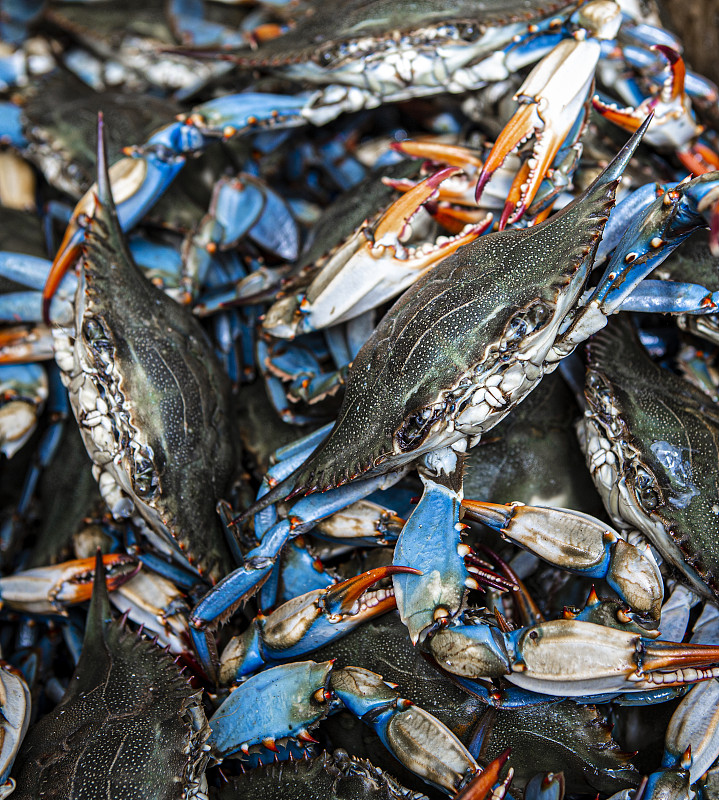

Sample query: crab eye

[633,467,661,512]
[315,48,335,67]
[396,405,440,452]
[460,23,480,41]
[500,303,551,350]
[132,448,157,499]
[82,317,107,343]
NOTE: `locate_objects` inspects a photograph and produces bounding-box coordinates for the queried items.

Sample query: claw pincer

[218,566,420,681]
[209,660,481,794]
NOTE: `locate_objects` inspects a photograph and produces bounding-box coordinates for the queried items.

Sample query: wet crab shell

[10,553,210,800]
[583,314,719,600]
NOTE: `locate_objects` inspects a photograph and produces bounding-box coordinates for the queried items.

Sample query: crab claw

[219,565,420,682]
[263,167,490,338]
[461,501,663,620]
[391,140,484,172]
[331,664,480,794]
[505,619,719,696]
[0,554,140,615]
[455,750,512,800]
[475,36,596,225]
[208,660,334,760]
[388,140,487,208]
[592,46,701,151]
[320,565,421,621]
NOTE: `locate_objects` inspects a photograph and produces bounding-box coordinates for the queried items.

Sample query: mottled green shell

[586,314,719,598]
[237,0,576,66]
[288,148,624,494]
[210,750,427,800]
[11,558,209,799]
[69,131,238,581]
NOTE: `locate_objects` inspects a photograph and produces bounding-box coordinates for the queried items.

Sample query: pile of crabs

[6,0,719,798]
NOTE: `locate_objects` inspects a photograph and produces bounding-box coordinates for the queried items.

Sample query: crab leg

[504,619,719,696]
[190,471,405,680]
[331,665,481,794]
[0,662,30,798]
[553,170,719,352]
[593,46,701,151]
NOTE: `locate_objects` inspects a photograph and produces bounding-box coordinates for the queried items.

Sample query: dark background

[660,0,719,84]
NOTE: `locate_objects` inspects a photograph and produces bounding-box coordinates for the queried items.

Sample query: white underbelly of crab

[583,414,714,600]
[53,325,174,546]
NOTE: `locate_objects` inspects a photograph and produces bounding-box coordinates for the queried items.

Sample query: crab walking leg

[461,501,663,620]
[43,93,310,318]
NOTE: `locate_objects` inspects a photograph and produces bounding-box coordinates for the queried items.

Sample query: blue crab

[580,313,719,602]
[10,551,210,799]
[51,116,240,583]
[187,119,655,653]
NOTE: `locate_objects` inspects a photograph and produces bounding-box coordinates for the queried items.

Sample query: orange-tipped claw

[461,499,515,530]
[475,104,537,203]
[455,750,512,800]
[642,639,719,673]
[43,227,84,324]
[322,565,420,619]
[55,554,141,604]
[499,161,531,230]
[391,139,484,171]
[377,166,460,242]
[677,142,719,175]
[0,554,140,615]
[591,96,643,133]
[652,45,686,101]
[431,206,491,235]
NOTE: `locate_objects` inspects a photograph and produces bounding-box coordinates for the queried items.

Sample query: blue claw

[183,92,313,136]
[589,180,708,316]
[392,474,469,643]
[220,565,419,681]
[208,660,334,760]
[619,279,719,314]
[330,665,480,794]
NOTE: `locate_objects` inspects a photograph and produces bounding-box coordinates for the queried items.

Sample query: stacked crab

[3,1,719,798]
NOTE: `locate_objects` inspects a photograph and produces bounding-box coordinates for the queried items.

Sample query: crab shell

[11,553,210,800]
[583,314,719,600]
[53,118,238,582]
[277,124,643,500]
